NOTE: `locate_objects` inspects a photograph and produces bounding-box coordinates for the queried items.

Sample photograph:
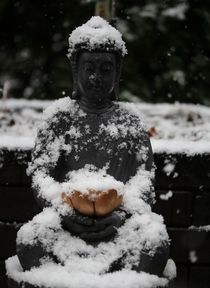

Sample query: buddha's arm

[144,133,155,205]
[28,120,61,208]
[133,130,155,206]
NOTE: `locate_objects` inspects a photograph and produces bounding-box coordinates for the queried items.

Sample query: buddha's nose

[89,73,102,86]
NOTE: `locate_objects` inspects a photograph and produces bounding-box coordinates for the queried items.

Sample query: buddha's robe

[30,97,154,206]
[19,98,169,277]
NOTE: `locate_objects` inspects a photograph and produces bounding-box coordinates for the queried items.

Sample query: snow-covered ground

[0,98,210,155]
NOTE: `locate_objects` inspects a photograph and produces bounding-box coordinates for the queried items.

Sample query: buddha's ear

[71,75,80,100]
[70,54,81,100]
[110,56,122,101]
[110,79,119,101]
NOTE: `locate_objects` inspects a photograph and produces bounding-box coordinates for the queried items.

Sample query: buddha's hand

[61,209,126,242]
[61,189,123,216]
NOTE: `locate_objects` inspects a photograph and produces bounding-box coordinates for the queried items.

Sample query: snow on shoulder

[119,101,147,129]
[67,16,127,58]
[42,97,86,122]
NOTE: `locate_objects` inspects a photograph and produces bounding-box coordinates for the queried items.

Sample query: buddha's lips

[89,85,103,92]
[88,81,103,90]
[92,86,102,91]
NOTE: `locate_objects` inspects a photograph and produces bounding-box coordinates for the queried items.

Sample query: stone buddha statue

[6,17,175,288]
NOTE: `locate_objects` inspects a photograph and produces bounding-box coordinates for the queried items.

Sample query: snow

[138,4,157,19]
[123,169,155,213]
[63,166,125,197]
[0,99,50,150]
[0,221,23,229]
[189,225,210,232]
[1,98,210,155]
[152,139,210,155]
[162,259,176,280]
[16,204,168,272]
[42,97,86,122]
[127,3,188,21]
[6,255,175,288]
[0,98,51,110]
[128,5,157,20]
[163,161,175,176]
[67,16,127,58]
[141,102,210,155]
[159,191,173,201]
[162,3,189,20]
[0,135,33,150]
[189,250,198,264]
[171,70,185,86]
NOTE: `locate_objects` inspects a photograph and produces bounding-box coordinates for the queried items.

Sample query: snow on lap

[16,204,168,275]
[6,255,175,288]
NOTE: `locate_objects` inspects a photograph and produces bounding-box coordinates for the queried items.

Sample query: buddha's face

[77,51,117,103]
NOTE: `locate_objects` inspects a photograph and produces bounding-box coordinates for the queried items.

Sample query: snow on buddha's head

[67,16,127,59]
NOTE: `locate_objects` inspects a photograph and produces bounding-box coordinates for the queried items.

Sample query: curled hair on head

[69,48,122,101]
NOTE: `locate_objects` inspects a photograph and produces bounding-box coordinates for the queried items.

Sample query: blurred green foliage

[0,0,210,104]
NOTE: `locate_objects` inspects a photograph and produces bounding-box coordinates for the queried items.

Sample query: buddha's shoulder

[42,97,85,123]
[116,102,146,125]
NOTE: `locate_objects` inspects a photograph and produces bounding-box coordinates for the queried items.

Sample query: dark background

[0,0,210,104]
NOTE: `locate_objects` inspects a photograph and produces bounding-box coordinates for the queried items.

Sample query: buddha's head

[67,17,127,104]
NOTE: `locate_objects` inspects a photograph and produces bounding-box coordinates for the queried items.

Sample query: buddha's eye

[84,63,94,73]
[101,63,113,73]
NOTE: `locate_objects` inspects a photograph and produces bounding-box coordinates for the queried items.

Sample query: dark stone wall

[0,149,210,288]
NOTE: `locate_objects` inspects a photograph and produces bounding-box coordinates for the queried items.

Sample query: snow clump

[67,16,127,58]
[63,165,125,197]
[6,255,175,288]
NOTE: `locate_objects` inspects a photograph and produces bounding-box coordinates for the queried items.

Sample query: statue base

[8,278,40,288]
[6,256,175,288]
[8,278,174,288]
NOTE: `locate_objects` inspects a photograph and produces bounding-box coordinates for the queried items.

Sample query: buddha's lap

[16,209,169,276]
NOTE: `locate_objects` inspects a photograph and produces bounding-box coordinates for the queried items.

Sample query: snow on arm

[117,102,155,205]
[27,97,77,208]
[27,118,64,207]
[123,168,155,214]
